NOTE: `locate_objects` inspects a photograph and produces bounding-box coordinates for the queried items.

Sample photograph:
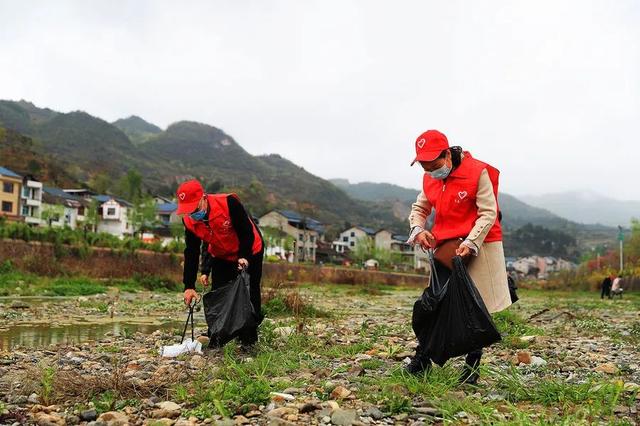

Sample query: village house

[149,199,179,245]
[511,255,576,278]
[41,187,88,228]
[376,229,423,270]
[20,175,43,226]
[93,195,133,237]
[259,210,324,262]
[332,226,376,253]
[0,166,23,222]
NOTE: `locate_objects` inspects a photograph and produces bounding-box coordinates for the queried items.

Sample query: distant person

[600,275,613,299]
[610,274,623,299]
[176,179,265,349]
[406,130,511,385]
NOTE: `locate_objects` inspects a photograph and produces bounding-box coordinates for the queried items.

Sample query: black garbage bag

[203,270,258,347]
[420,257,451,311]
[422,256,501,366]
[412,251,451,345]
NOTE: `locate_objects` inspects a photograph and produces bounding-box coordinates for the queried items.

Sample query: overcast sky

[1,1,639,199]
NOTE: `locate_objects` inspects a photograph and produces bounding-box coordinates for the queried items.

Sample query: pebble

[234,415,250,424]
[330,386,352,399]
[299,403,321,413]
[80,409,98,421]
[97,411,129,426]
[331,408,358,425]
[270,392,296,401]
[363,407,384,420]
[516,351,532,365]
[594,363,619,375]
[267,407,297,418]
[34,412,65,426]
[531,356,547,367]
[415,407,440,416]
[151,419,174,426]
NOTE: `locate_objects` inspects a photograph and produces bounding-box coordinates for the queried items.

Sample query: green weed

[40,365,56,405]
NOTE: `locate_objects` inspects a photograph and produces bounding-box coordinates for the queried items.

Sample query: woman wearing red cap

[406,130,511,384]
[176,179,264,349]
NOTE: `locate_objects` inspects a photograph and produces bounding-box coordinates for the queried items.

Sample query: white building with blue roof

[93,195,133,237]
[332,225,377,254]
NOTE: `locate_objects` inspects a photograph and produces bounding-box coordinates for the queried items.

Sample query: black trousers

[209,250,264,345]
[601,282,611,299]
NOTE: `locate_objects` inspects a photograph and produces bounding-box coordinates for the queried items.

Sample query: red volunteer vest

[422,152,502,247]
[183,193,263,261]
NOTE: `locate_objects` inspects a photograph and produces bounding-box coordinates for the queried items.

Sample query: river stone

[80,410,98,421]
[151,419,175,426]
[363,407,384,420]
[267,407,297,418]
[331,408,357,426]
[530,356,547,367]
[65,415,80,425]
[34,412,65,426]
[330,386,352,400]
[270,392,295,401]
[97,411,129,426]
[594,363,619,374]
[516,351,532,365]
[299,403,321,413]
[234,415,250,424]
[153,404,181,419]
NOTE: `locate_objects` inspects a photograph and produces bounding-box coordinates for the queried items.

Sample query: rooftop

[0,166,21,179]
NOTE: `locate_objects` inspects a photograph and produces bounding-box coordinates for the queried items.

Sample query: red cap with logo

[410,130,450,165]
[175,179,204,214]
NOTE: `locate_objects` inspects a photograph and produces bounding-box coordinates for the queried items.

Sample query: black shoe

[239,342,258,356]
[459,349,482,385]
[405,355,432,375]
[459,365,480,385]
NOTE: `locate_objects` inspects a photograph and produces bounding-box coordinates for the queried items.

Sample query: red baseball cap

[175,179,204,215]
[410,130,450,165]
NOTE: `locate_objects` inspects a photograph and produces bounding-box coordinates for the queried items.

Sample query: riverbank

[1,286,639,425]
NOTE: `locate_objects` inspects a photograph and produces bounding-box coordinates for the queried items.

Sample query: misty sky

[1,1,639,199]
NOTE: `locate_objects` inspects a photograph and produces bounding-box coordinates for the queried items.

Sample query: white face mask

[428,164,451,180]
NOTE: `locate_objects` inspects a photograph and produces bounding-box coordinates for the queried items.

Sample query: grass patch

[262,288,329,318]
[492,367,635,418]
[0,270,148,296]
[493,308,543,349]
[47,277,108,296]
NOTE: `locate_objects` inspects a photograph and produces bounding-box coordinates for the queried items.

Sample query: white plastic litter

[160,338,202,358]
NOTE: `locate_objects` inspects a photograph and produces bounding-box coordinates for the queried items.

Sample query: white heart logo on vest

[417,138,426,149]
[179,192,186,200]
[458,191,468,200]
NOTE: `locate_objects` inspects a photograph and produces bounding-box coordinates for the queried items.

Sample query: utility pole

[618,226,624,272]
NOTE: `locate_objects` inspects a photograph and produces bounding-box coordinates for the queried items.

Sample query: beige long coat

[409,169,511,313]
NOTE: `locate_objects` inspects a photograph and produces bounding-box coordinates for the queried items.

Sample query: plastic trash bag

[422,256,502,366]
[203,270,258,347]
[420,252,451,311]
[161,338,202,357]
